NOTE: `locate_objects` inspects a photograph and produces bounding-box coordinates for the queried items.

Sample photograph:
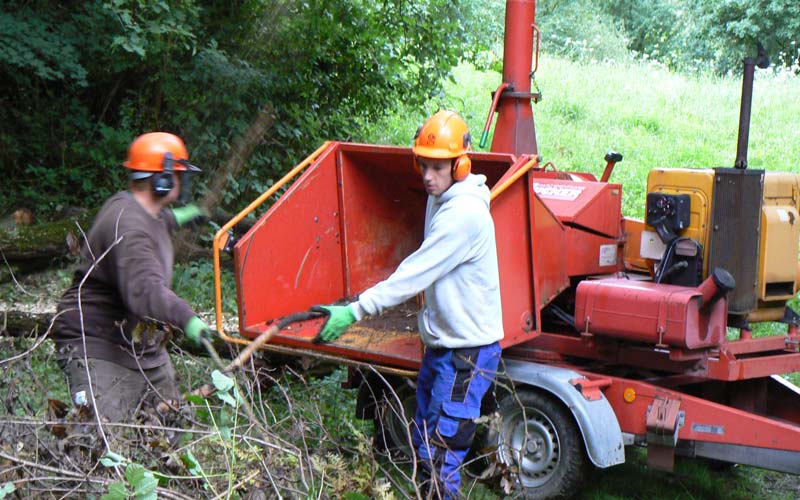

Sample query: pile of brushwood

[0,327,418,499]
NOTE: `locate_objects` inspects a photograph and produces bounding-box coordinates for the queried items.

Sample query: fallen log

[0,211,243,279]
[0,216,89,268]
[1,308,53,338]
[0,307,250,362]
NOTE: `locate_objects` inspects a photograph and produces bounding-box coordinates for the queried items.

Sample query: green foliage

[598,0,800,74]
[0,0,490,216]
[103,0,200,58]
[172,259,237,313]
[99,455,158,500]
[0,1,140,213]
[536,0,630,63]
[533,0,800,75]
[581,447,799,500]
[211,369,240,407]
[0,483,16,499]
[101,482,129,500]
[0,9,87,85]
[693,0,800,74]
[0,338,69,414]
[100,451,127,467]
[602,0,692,68]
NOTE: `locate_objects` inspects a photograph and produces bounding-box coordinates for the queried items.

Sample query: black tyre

[492,389,587,499]
[369,378,417,458]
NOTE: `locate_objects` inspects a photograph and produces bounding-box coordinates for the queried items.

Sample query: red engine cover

[574,279,727,349]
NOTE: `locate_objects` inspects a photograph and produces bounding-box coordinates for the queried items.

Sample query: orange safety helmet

[412,110,472,181]
[123,132,200,174]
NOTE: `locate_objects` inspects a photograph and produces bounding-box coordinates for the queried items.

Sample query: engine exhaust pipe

[697,267,736,312]
[734,42,769,169]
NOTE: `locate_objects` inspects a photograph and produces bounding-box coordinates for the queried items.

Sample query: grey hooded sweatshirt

[351,173,504,348]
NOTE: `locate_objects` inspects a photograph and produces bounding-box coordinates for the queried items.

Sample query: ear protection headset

[411,110,472,182]
[151,152,176,197]
[451,133,472,181]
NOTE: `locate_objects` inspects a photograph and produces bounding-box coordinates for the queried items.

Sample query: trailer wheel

[371,379,416,458]
[493,389,587,499]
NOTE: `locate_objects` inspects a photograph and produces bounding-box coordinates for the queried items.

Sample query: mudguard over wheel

[492,389,587,499]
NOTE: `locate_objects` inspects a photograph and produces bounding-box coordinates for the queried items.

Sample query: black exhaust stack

[734,42,770,169]
[709,43,770,317]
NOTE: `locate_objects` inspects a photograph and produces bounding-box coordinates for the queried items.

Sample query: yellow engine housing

[635,168,800,320]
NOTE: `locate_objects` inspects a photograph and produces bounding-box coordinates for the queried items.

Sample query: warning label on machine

[533,182,586,201]
[599,244,617,267]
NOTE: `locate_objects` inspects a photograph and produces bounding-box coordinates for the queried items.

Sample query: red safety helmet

[412,110,472,181]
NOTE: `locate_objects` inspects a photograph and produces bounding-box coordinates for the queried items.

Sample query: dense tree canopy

[1,0,796,216]
[539,0,800,73]
[0,0,493,214]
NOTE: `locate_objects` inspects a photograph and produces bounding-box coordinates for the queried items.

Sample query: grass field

[364,57,800,219]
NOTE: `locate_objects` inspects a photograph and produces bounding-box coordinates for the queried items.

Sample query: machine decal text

[533,182,586,201]
[692,423,725,435]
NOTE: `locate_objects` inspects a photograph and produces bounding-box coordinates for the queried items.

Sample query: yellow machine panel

[622,218,650,273]
[645,168,715,275]
[641,168,800,319]
[760,172,800,303]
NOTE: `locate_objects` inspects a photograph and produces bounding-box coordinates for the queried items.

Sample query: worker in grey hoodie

[314,110,504,499]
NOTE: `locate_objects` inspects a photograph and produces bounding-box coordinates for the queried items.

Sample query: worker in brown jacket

[53,132,213,423]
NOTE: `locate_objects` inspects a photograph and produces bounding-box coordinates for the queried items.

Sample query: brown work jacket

[53,191,196,370]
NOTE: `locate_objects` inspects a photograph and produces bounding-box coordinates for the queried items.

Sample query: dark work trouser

[413,342,501,499]
[60,357,179,423]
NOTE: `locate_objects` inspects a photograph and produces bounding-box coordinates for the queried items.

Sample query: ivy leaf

[217,390,237,407]
[124,463,146,485]
[125,463,157,500]
[100,451,126,467]
[134,475,157,500]
[184,393,205,404]
[211,370,234,392]
[181,450,203,477]
[0,483,17,499]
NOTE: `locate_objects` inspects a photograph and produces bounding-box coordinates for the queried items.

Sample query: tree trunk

[0,217,90,261]
[0,307,239,358]
[174,103,275,259]
[202,103,275,212]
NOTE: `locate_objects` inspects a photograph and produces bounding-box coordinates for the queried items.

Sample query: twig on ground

[1,248,38,298]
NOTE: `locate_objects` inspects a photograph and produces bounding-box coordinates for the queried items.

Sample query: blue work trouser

[413,342,501,499]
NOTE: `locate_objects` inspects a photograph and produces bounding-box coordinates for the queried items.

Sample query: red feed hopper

[228,142,558,369]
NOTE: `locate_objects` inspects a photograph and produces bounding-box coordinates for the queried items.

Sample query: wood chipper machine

[212,1,800,497]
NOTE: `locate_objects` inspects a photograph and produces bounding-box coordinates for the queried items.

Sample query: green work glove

[311,305,356,344]
[172,204,208,227]
[184,316,214,347]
